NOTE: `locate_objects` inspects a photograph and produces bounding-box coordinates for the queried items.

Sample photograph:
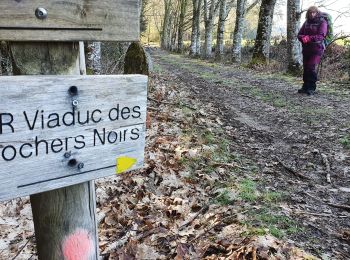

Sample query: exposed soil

[149,48,350,258]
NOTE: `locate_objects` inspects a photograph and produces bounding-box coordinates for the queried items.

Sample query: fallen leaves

[0,66,326,259]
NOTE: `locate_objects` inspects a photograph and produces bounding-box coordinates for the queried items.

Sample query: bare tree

[252,0,277,64]
[0,41,11,75]
[161,0,173,49]
[203,0,220,58]
[86,42,101,75]
[178,0,189,52]
[232,0,248,63]
[190,0,203,57]
[170,1,180,51]
[348,47,350,80]
[232,0,261,63]
[287,0,302,74]
[215,0,227,60]
[140,0,149,36]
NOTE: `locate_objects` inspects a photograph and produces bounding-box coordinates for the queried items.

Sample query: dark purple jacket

[298,16,327,56]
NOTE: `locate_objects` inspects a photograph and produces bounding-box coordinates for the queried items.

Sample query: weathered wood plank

[10,41,100,260]
[0,0,140,41]
[0,75,147,201]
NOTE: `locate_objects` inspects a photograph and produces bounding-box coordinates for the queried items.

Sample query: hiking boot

[298,88,307,94]
[298,83,307,94]
[306,90,315,96]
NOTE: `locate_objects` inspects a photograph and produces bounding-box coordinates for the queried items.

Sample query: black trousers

[303,64,318,91]
[302,54,321,91]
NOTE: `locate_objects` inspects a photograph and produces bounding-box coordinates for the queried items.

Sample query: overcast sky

[274,0,350,35]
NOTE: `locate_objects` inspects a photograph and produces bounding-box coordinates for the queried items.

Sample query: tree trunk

[190,0,202,57]
[10,42,98,260]
[232,0,247,63]
[86,42,102,75]
[203,0,218,59]
[161,0,172,49]
[140,0,149,36]
[215,0,227,60]
[0,41,11,75]
[287,0,302,75]
[178,0,189,53]
[348,47,350,81]
[171,2,179,51]
[252,0,277,64]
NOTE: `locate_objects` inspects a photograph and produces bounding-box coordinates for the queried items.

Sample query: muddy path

[151,48,350,258]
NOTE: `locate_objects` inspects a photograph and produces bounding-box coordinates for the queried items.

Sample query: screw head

[35,7,48,19]
[78,163,84,170]
[72,99,79,107]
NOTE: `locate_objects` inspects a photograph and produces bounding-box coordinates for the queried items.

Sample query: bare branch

[246,0,261,13]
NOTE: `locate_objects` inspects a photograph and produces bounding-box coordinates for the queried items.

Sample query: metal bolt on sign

[78,163,84,170]
[35,8,48,20]
[72,99,79,107]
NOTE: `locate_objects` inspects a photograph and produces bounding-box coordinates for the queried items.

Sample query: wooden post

[10,42,99,259]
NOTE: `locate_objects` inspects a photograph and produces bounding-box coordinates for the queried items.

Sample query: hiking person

[297,6,328,95]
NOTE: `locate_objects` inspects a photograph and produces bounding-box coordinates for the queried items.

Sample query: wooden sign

[0,75,147,201]
[0,0,140,41]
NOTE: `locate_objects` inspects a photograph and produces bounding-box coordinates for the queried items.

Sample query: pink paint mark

[62,229,94,260]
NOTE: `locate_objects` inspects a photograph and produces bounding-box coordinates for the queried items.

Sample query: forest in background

[141,0,350,81]
[1,0,349,82]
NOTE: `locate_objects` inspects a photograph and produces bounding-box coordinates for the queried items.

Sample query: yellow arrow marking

[116,157,137,174]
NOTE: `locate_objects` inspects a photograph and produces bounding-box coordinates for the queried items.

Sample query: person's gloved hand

[301,35,311,44]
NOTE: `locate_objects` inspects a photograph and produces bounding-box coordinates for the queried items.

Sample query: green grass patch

[238,179,258,202]
[262,191,284,203]
[241,227,268,237]
[288,105,333,124]
[200,130,216,145]
[317,83,350,97]
[214,189,233,206]
[340,134,350,149]
[247,209,302,239]
[240,86,290,108]
[179,125,244,179]
[153,64,164,73]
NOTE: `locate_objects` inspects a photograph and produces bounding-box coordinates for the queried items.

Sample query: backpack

[320,12,333,47]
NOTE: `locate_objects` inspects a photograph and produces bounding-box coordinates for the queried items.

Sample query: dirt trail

[151,48,350,258]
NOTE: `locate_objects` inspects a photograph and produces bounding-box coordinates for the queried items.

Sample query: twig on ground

[148,96,171,104]
[276,157,311,180]
[305,192,350,212]
[210,162,246,170]
[148,107,160,111]
[190,218,220,242]
[11,235,33,260]
[321,153,331,183]
[190,215,235,242]
[179,204,209,231]
[304,192,323,203]
[326,202,350,212]
[294,210,348,218]
[179,102,197,110]
[136,227,168,241]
